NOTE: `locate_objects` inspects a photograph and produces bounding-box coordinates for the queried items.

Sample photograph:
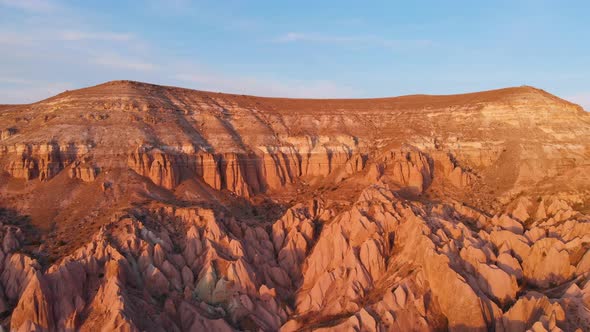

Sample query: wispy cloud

[146,0,190,12]
[91,54,157,72]
[59,30,134,42]
[0,0,56,12]
[0,77,35,84]
[275,32,360,43]
[0,31,34,46]
[0,29,134,45]
[275,32,433,49]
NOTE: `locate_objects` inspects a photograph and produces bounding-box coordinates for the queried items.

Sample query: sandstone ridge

[0,81,589,331]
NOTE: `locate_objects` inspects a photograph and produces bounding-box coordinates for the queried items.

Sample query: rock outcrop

[0,81,589,331]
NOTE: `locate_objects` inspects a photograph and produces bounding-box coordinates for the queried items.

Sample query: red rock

[0,81,589,331]
[522,238,574,288]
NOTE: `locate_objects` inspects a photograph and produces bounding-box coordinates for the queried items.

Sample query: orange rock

[0,81,589,331]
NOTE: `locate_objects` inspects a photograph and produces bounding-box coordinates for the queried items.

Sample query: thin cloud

[91,54,157,72]
[147,0,190,12]
[0,32,35,46]
[0,78,35,84]
[59,31,134,42]
[0,30,135,45]
[276,32,363,43]
[0,0,56,12]
[275,32,433,49]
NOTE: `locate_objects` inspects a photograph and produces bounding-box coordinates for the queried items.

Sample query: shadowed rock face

[0,80,590,331]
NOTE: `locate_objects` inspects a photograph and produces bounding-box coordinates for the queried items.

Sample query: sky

[0,0,589,110]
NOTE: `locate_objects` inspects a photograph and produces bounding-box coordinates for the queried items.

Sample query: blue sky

[0,0,588,110]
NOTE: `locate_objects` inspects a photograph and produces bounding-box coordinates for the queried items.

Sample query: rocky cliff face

[0,80,589,331]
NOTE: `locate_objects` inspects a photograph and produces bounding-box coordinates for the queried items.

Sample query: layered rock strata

[0,81,588,331]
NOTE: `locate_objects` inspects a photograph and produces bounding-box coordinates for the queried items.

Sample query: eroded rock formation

[0,80,589,331]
